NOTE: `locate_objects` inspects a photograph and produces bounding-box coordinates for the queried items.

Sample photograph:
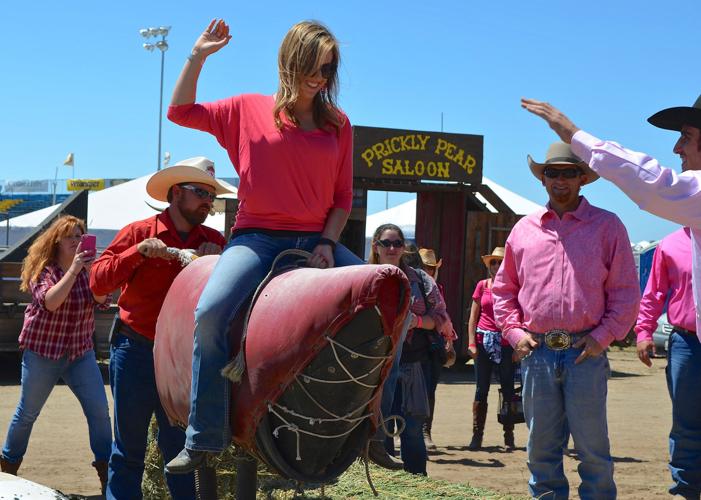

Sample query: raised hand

[191,19,232,61]
[68,250,94,276]
[521,98,580,144]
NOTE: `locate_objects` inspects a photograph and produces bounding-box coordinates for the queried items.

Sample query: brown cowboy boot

[92,460,108,495]
[503,401,517,449]
[0,456,21,475]
[367,440,404,470]
[423,395,437,450]
[467,401,488,450]
[503,422,515,449]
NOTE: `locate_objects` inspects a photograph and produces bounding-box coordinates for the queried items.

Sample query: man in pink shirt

[523,95,701,498]
[492,142,640,499]
[636,227,701,498]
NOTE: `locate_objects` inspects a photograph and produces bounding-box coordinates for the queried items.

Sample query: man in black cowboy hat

[523,94,701,499]
[492,141,640,499]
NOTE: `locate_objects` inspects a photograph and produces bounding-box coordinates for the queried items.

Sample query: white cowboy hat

[481,247,505,267]
[146,156,233,202]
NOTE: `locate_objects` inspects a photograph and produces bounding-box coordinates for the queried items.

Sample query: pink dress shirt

[492,196,640,349]
[571,130,701,342]
[635,228,694,343]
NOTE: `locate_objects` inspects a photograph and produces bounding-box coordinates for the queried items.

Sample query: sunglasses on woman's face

[179,184,216,202]
[489,259,502,267]
[318,62,337,79]
[542,167,583,179]
[377,239,405,249]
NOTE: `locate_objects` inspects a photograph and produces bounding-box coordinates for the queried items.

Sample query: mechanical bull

[153,252,409,488]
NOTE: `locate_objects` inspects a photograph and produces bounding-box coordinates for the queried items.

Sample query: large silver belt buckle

[544,329,571,351]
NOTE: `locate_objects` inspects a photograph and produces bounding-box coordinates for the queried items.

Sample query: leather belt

[527,328,593,351]
[118,324,154,348]
[671,326,697,337]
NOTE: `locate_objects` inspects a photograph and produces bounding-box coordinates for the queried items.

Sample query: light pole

[140,26,170,171]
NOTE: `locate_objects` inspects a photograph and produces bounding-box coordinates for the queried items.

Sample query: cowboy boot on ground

[503,421,515,449]
[367,440,404,470]
[0,456,21,475]
[467,401,488,450]
[423,395,437,451]
[92,460,108,495]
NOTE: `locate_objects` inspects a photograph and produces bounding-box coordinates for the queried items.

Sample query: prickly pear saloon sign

[353,126,483,183]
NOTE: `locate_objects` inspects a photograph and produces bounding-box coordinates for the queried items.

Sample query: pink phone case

[80,234,96,254]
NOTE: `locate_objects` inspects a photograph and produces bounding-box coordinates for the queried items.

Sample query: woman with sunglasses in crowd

[1,216,111,494]
[466,247,517,450]
[368,223,455,475]
[165,19,362,472]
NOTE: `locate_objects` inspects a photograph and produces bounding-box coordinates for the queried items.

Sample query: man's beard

[178,201,209,226]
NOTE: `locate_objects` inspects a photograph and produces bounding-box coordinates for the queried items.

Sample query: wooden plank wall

[415,193,522,356]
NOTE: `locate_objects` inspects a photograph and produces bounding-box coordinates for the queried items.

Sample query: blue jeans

[373,315,411,441]
[521,343,614,500]
[186,232,362,451]
[2,349,111,464]
[386,362,427,475]
[666,332,701,498]
[108,333,195,500]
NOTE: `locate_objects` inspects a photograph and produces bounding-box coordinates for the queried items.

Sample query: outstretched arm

[171,19,232,106]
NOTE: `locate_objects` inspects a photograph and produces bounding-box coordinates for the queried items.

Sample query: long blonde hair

[273,20,344,134]
[20,215,85,291]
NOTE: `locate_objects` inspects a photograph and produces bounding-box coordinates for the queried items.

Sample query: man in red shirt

[90,157,229,500]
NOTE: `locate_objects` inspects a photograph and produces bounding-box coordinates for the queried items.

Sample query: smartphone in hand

[79,233,97,257]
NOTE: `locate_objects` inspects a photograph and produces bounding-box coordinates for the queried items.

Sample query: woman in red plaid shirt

[0,215,112,495]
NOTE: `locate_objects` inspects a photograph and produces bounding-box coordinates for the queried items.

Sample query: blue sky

[2,1,698,242]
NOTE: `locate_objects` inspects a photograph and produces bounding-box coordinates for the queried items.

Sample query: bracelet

[468,343,477,348]
[415,314,423,329]
[186,52,205,65]
[318,237,337,251]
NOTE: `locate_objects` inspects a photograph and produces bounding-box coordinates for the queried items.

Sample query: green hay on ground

[141,419,524,499]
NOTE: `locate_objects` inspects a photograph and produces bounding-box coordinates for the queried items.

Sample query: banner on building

[67,179,105,191]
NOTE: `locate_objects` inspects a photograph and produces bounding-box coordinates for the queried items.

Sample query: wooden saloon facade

[340,125,523,356]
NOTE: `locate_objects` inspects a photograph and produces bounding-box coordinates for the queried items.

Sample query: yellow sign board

[66,179,105,191]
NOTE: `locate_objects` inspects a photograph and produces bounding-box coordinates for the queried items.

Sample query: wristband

[415,314,423,329]
[318,237,337,251]
[186,52,205,65]
[469,343,477,348]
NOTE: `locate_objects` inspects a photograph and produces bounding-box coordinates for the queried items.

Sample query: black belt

[527,328,593,351]
[672,326,697,337]
[117,324,154,348]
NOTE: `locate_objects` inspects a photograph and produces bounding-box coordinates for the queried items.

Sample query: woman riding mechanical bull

[164,18,365,473]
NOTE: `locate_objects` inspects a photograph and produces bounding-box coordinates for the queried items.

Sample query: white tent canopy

[364,176,541,239]
[5,174,237,248]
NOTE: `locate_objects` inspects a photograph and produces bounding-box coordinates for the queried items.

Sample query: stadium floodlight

[140,25,170,171]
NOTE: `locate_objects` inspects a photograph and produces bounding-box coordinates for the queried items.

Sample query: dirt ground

[0,348,672,499]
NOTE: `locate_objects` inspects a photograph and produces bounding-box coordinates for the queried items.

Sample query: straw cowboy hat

[648,94,701,131]
[146,157,234,202]
[481,247,505,267]
[527,141,599,185]
[418,248,442,269]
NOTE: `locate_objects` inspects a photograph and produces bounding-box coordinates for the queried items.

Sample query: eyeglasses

[543,167,583,179]
[488,259,502,267]
[317,62,337,79]
[178,184,216,202]
[377,239,405,249]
